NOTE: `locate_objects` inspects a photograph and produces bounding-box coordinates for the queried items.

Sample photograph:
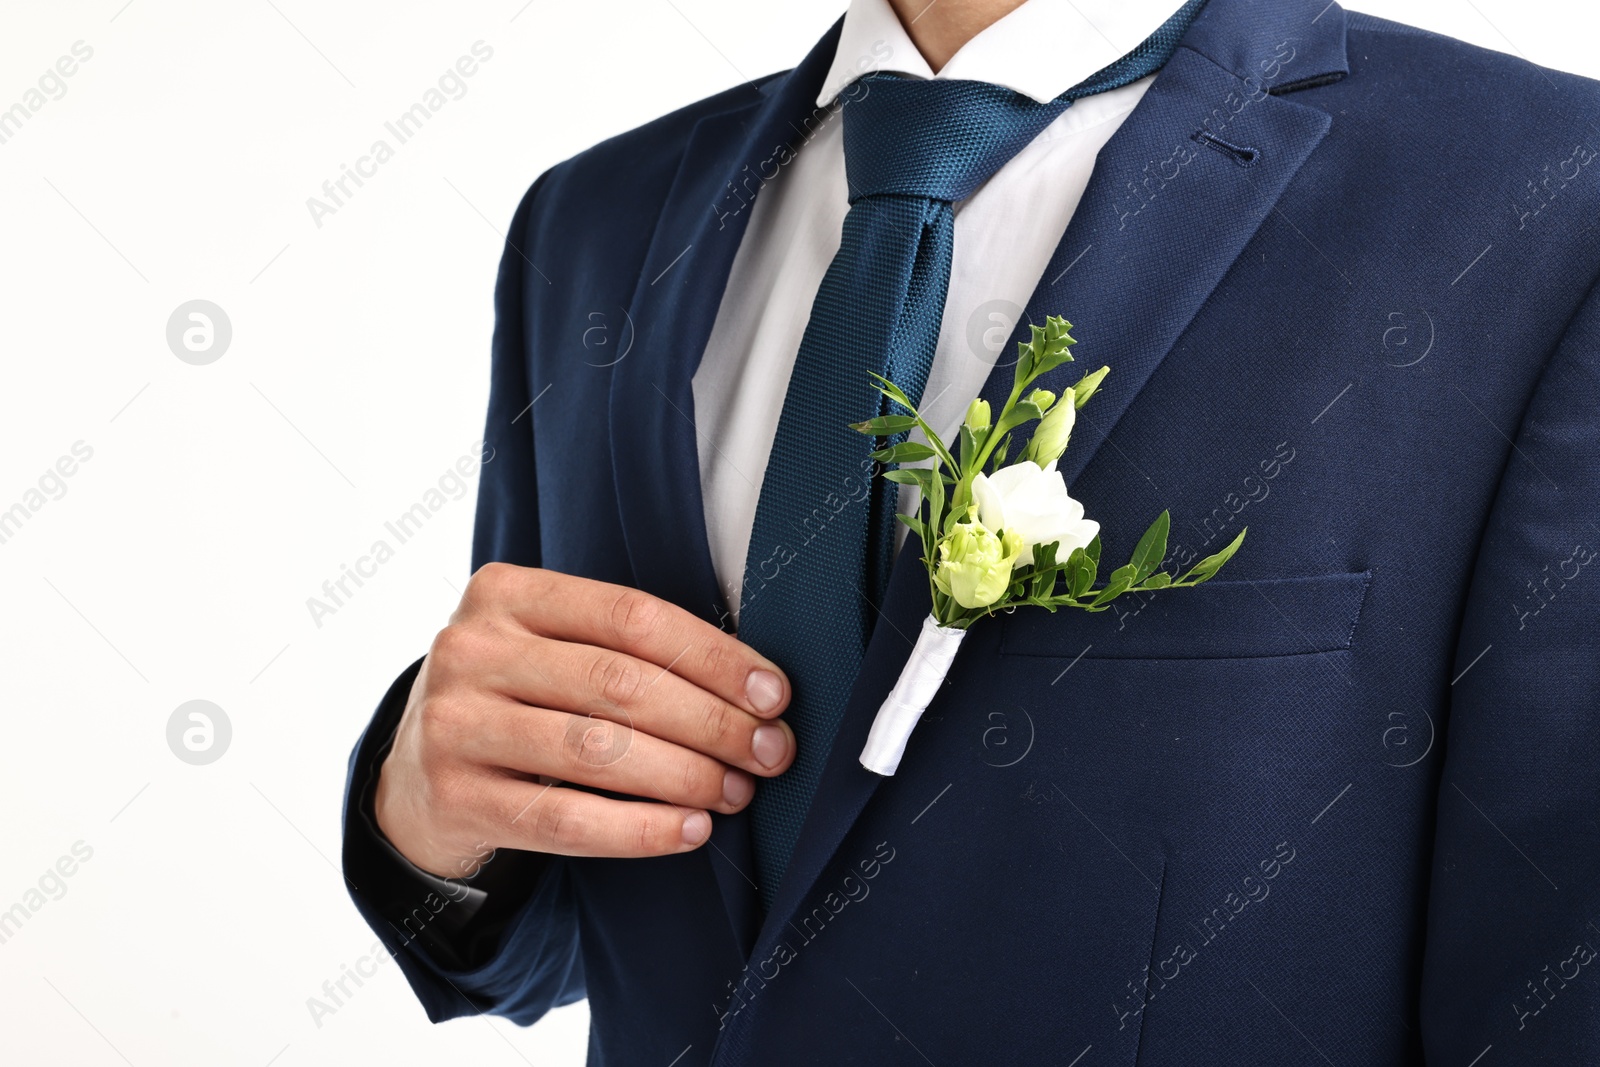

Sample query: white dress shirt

[691,0,1182,623]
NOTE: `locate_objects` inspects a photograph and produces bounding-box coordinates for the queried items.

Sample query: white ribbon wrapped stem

[859,615,967,776]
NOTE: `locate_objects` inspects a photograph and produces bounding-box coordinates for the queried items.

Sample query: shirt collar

[818,0,1188,106]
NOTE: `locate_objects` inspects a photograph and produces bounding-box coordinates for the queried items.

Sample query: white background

[0,1,1594,1064]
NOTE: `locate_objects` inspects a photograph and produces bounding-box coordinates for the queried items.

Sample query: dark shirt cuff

[344,656,552,973]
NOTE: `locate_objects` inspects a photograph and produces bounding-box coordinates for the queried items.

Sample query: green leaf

[1180,528,1247,585]
[925,444,946,542]
[849,414,919,435]
[1139,571,1172,590]
[868,373,915,411]
[941,497,967,537]
[1107,562,1138,586]
[1015,400,1047,422]
[882,467,933,490]
[995,400,1045,438]
[1090,572,1133,607]
[870,441,937,464]
[1084,534,1102,571]
[1128,510,1170,582]
[1064,545,1096,598]
[1073,366,1109,408]
[987,434,1011,473]
[895,512,926,546]
[1029,541,1060,598]
[958,423,978,472]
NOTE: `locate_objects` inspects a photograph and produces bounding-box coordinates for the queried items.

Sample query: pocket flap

[998,571,1372,660]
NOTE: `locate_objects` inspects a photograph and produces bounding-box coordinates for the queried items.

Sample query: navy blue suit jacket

[343,1,1600,1062]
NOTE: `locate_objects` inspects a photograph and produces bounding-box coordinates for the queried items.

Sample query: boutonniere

[853,315,1246,775]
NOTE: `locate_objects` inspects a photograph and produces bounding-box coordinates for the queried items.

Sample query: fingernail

[746,669,784,714]
[752,724,788,770]
[681,810,711,846]
[723,768,754,808]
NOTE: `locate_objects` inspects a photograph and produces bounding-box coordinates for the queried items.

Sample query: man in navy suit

[342,0,1600,1062]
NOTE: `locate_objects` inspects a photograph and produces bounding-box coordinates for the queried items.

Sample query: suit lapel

[979,2,1346,487]
[608,22,845,956]
[716,0,1348,1055]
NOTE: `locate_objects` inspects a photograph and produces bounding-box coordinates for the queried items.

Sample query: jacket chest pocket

[997,571,1372,661]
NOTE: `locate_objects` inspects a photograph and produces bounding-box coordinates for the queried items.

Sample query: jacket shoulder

[1332,6,1600,245]
[1343,7,1600,107]
[529,72,784,232]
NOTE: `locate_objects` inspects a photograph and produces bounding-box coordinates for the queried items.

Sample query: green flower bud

[963,398,991,434]
[933,519,1024,610]
[1026,388,1056,413]
[1072,366,1109,408]
[1024,386,1076,467]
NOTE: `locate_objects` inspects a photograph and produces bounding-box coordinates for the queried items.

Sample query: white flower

[970,460,1099,558]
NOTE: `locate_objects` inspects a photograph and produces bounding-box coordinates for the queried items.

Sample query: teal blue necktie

[740,1,1206,911]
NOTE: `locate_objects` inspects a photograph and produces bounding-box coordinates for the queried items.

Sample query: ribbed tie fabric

[739,0,1207,912]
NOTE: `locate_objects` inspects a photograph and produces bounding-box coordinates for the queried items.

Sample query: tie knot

[836,0,1210,205]
[840,75,1070,204]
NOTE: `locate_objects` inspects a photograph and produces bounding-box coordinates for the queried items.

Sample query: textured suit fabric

[341,2,1600,1063]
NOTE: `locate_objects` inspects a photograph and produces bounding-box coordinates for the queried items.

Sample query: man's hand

[374,564,794,879]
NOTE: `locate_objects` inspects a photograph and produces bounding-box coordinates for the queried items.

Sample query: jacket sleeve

[339,171,586,1025]
[1420,271,1600,1061]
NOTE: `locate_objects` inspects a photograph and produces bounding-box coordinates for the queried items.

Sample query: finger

[478,777,714,859]
[464,704,759,815]
[479,635,797,776]
[482,566,792,718]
